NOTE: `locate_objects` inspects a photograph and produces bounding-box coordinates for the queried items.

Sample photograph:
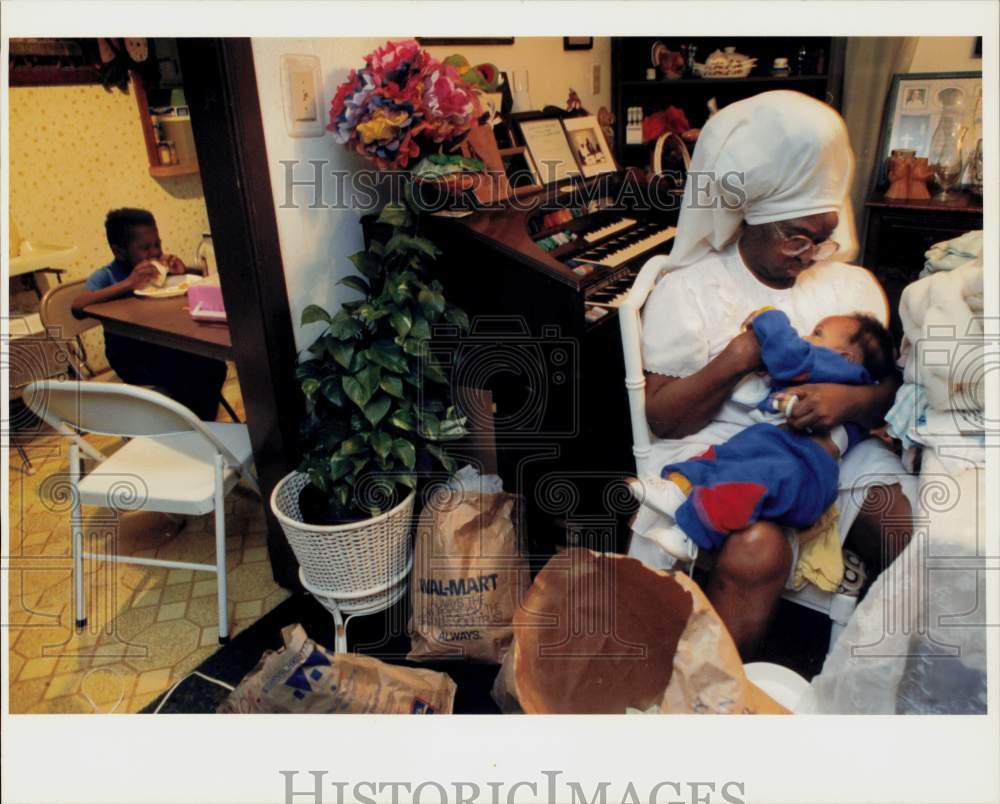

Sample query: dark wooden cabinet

[611,37,846,169]
[862,191,983,339]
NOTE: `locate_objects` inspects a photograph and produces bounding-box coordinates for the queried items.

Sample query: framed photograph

[901,85,928,111]
[562,115,617,177]
[872,71,982,189]
[516,115,581,184]
[563,37,594,51]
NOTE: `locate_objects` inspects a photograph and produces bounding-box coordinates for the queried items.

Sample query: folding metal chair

[23,381,259,643]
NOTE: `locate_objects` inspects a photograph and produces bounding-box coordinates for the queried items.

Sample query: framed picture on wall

[873,71,982,188]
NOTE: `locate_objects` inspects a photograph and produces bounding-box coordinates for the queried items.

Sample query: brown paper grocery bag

[218,624,456,714]
[408,488,529,664]
[492,548,788,714]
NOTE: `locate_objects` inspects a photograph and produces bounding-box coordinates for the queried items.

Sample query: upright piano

[422,172,679,557]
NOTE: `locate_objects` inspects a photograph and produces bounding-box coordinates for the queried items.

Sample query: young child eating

[72,208,228,420]
[644,308,896,560]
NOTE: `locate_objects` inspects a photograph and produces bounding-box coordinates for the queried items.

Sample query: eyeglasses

[769,222,839,261]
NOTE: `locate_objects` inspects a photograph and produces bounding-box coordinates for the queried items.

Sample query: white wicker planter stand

[270,472,415,653]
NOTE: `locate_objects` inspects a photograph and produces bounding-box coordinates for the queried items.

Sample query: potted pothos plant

[281,195,470,530]
[269,38,478,605]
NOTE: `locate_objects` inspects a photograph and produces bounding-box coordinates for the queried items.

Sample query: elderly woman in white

[634,91,917,655]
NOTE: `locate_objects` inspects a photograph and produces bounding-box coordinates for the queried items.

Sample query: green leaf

[348,250,381,279]
[387,272,417,305]
[419,411,441,439]
[342,364,380,411]
[329,456,352,481]
[425,443,456,473]
[401,337,429,358]
[343,374,375,408]
[370,430,392,459]
[444,307,471,333]
[358,365,381,396]
[409,317,431,341]
[390,310,413,338]
[418,287,446,316]
[377,203,411,227]
[335,486,350,509]
[390,408,416,431]
[363,395,391,426]
[295,359,323,381]
[338,275,371,295]
[301,378,320,398]
[423,361,448,384]
[320,376,346,406]
[391,439,416,470]
[385,233,440,259]
[368,340,409,373]
[327,340,355,369]
[301,305,331,326]
[358,303,391,324]
[397,472,417,490]
[329,310,362,340]
[347,349,368,373]
[338,436,367,456]
[379,375,404,398]
[308,468,330,493]
[438,412,468,440]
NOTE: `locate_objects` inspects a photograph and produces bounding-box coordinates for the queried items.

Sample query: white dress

[639,242,917,547]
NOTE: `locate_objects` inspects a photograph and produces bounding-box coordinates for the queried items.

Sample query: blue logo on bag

[411,697,435,714]
[285,647,332,699]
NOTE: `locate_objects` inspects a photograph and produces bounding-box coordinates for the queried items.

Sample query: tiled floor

[6,374,289,713]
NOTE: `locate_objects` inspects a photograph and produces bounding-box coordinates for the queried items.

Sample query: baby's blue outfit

[662,310,874,550]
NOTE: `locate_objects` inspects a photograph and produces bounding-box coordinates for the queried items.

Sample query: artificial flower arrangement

[327,39,484,174]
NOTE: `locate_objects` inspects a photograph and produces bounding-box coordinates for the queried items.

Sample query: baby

[644,308,895,561]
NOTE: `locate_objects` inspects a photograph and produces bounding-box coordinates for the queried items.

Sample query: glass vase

[928,88,967,201]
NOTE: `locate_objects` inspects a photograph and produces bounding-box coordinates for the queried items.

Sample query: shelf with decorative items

[131,70,200,178]
[611,37,845,170]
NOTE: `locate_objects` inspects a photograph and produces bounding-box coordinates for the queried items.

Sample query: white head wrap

[667,90,857,269]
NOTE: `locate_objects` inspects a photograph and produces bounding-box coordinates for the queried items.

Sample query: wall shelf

[620,74,830,87]
[132,70,200,179]
[611,37,846,169]
[149,163,200,178]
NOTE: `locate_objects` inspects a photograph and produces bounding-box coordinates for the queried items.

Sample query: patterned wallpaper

[8,82,211,368]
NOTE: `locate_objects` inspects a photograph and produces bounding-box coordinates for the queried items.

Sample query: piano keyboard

[583,217,637,243]
[573,223,677,268]
[586,274,639,309]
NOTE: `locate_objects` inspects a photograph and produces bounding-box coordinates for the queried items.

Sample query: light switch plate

[280,54,324,138]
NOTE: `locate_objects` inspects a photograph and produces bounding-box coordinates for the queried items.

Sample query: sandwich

[146,260,169,289]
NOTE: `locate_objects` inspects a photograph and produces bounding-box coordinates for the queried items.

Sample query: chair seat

[77,423,252,515]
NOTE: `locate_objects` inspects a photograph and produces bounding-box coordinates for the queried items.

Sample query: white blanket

[899,259,985,413]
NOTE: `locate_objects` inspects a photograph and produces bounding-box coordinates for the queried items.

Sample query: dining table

[84,292,232,362]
